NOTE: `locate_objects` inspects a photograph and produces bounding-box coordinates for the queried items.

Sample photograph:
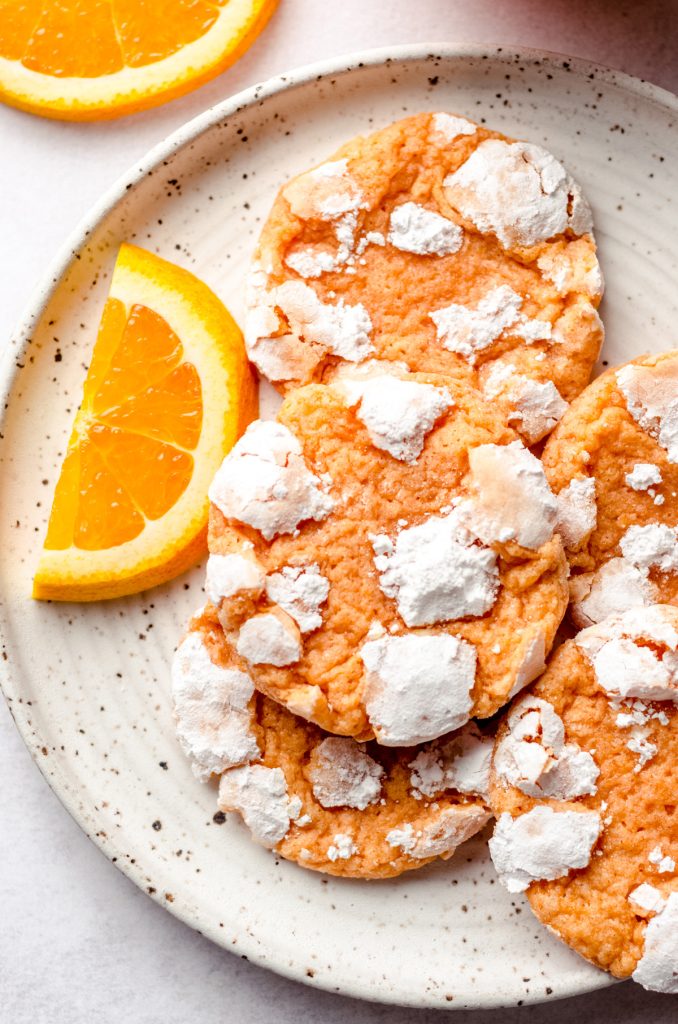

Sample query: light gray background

[2,1,677,1020]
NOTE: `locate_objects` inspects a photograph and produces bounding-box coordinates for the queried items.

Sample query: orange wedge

[0,0,278,121]
[33,242,257,601]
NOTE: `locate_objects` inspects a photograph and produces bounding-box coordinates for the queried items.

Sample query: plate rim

[2,41,672,1009]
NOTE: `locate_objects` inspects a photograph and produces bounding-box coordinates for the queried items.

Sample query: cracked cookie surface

[207,369,568,740]
[173,608,493,879]
[543,351,678,627]
[246,112,603,446]
[488,605,677,990]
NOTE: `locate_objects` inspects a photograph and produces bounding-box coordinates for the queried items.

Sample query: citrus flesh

[33,242,257,601]
[0,0,278,120]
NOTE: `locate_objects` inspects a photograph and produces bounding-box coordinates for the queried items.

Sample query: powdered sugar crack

[209,421,334,541]
[172,632,259,782]
[443,140,593,249]
[361,633,476,745]
[576,607,678,702]
[489,806,602,893]
[309,737,384,810]
[370,508,499,626]
[265,563,329,633]
[388,201,463,256]
[494,694,599,799]
[218,764,295,848]
[334,365,453,462]
[409,723,493,801]
[430,285,551,364]
[457,440,557,549]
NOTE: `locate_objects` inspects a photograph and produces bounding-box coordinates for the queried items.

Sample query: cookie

[172,607,493,879]
[206,363,568,741]
[245,111,603,446]
[488,605,677,992]
[542,351,678,627]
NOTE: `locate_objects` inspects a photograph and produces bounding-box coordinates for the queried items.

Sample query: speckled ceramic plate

[2,44,678,1009]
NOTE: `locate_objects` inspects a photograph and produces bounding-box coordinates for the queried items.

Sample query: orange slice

[0,0,278,121]
[33,242,257,601]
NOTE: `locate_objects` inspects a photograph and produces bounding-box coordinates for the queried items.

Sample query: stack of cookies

[171,113,677,993]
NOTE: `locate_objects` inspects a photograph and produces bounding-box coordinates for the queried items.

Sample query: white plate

[2,44,677,1010]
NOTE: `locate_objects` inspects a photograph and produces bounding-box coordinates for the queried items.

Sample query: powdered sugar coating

[510,377,568,444]
[590,638,676,702]
[554,477,597,549]
[458,440,557,549]
[615,701,666,772]
[409,723,493,800]
[387,202,463,256]
[430,285,551,364]
[628,883,667,916]
[626,463,663,491]
[283,159,365,220]
[570,524,678,627]
[209,421,334,541]
[632,892,678,992]
[308,737,384,809]
[536,249,604,300]
[218,764,293,848]
[482,362,568,444]
[272,281,374,362]
[386,805,491,859]
[244,264,324,383]
[284,247,338,279]
[430,112,477,141]
[489,806,602,893]
[371,509,499,626]
[335,370,453,462]
[245,323,316,383]
[288,796,303,822]
[571,558,655,628]
[244,270,374,381]
[326,833,359,861]
[243,264,284,362]
[443,139,593,248]
[494,695,599,799]
[628,728,658,772]
[205,552,265,605]
[576,607,678,702]
[171,632,258,782]
[649,845,676,873]
[360,633,476,745]
[282,160,368,278]
[265,563,329,633]
[578,605,678,654]
[620,523,678,573]
[617,360,678,464]
[236,611,301,667]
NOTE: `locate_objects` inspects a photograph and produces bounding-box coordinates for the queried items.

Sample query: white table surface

[2,2,677,1020]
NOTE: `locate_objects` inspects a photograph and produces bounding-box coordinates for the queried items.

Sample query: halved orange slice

[33,242,257,601]
[0,0,278,121]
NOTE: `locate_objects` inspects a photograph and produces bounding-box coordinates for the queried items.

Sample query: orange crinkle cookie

[543,350,678,627]
[205,364,568,741]
[488,604,678,992]
[171,607,493,879]
[245,111,603,447]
